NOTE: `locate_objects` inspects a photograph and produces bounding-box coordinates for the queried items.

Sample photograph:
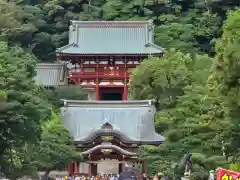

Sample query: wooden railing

[69,72,130,78]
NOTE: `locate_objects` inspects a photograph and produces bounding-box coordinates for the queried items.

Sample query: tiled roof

[82,144,137,155]
[56,21,163,55]
[60,100,165,144]
[34,63,65,86]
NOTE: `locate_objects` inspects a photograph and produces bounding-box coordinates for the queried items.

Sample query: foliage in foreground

[0,41,81,179]
[0,41,50,177]
[46,85,88,108]
[133,9,240,177]
[209,8,240,166]
[1,112,81,179]
[29,112,81,179]
[0,0,239,178]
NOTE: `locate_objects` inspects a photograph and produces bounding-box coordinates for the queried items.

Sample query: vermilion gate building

[35,20,164,176]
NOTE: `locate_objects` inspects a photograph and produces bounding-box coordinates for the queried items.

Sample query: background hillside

[0,0,240,179]
[0,0,239,61]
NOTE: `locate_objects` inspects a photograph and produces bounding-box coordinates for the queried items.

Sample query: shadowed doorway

[100,87,123,100]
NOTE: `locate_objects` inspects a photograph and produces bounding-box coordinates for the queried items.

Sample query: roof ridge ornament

[63,100,67,107]
[101,121,113,129]
[148,19,153,27]
[70,21,76,31]
[148,100,151,105]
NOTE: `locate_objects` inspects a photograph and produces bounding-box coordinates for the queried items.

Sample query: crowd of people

[56,174,119,180]
[55,173,161,180]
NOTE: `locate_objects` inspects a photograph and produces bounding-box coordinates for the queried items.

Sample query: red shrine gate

[54,20,164,176]
[56,20,163,101]
[64,57,137,100]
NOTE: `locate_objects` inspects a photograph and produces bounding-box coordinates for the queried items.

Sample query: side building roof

[56,21,164,56]
[34,63,65,86]
[60,100,165,145]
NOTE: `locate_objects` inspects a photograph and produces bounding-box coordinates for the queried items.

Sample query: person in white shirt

[74,175,80,180]
[56,175,62,180]
[110,175,115,180]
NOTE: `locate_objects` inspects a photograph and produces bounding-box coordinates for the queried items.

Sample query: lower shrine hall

[61,100,164,176]
[34,20,165,176]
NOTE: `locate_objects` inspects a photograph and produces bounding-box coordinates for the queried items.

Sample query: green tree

[130,49,193,108]
[155,11,221,54]
[27,112,80,179]
[46,85,88,108]
[0,41,50,177]
[0,0,23,33]
[1,0,240,178]
[135,50,229,178]
[209,9,240,164]
[5,0,235,61]
[0,0,39,46]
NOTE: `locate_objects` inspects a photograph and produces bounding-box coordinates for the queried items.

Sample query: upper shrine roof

[60,100,165,145]
[56,21,163,56]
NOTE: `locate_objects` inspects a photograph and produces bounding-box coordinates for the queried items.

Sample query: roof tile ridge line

[56,43,75,52]
[148,20,154,44]
[145,23,149,44]
[153,132,165,141]
[70,20,151,24]
[145,43,165,51]
[75,23,79,45]
[60,99,155,104]
[148,19,154,24]
[36,63,63,66]
[60,100,155,107]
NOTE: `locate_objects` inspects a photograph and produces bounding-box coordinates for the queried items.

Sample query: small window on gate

[83,68,95,72]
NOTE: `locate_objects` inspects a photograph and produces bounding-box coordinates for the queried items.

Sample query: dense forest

[0,0,240,179]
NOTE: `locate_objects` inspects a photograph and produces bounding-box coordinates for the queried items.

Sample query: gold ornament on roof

[101,136,113,141]
[101,148,112,154]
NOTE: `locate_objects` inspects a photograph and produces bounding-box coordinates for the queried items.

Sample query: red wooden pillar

[96,59,99,100]
[88,163,92,176]
[123,58,128,101]
[123,78,128,100]
[123,85,128,100]
[142,160,147,174]
[74,161,79,175]
[95,80,99,100]
[68,162,73,176]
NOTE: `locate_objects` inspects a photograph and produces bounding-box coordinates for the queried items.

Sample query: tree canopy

[0,41,50,177]
[0,0,238,61]
[27,112,81,179]
[0,0,240,178]
[133,9,240,177]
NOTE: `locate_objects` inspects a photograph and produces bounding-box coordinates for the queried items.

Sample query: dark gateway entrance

[100,87,123,100]
[101,93,122,100]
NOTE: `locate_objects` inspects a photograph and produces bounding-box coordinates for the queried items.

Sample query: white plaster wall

[88,92,96,101]
[79,162,89,174]
[88,160,132,174]
[97,160,119,174]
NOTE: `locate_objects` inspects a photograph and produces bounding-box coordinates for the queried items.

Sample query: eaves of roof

[56,20,164,56]
[56,43,164,55]
[81,144,137,156]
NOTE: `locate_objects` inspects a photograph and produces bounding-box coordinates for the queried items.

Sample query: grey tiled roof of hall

[60,100,165,144]
[56,20,164,55]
